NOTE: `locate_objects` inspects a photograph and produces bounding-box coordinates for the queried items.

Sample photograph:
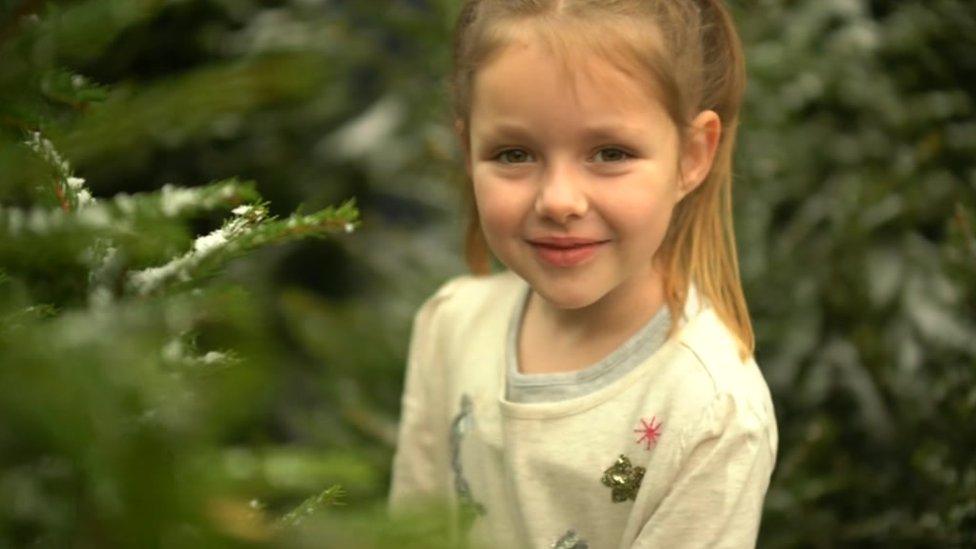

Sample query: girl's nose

[533,161,588,224]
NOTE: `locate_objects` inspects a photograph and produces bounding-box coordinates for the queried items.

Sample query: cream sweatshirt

[389,270,778,549]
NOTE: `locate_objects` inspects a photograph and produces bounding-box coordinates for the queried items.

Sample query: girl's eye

[591,148,632,163]
[495,149,534,164]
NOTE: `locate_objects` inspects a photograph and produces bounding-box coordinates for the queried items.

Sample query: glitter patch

[601,454,645,502]
[551,529,589,549]
[450,394,485,519]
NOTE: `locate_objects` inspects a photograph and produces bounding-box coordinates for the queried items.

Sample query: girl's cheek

[476,193,513,230]
[475,185,528,233]
[472,177,496,210]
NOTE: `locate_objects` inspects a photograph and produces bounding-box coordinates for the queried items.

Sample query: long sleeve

[631,392,777,549]
[388,288,453,515]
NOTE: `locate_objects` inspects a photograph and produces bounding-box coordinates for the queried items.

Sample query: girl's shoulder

[422,269,523,307]
[669,299,777,453]
[412,269,526,337]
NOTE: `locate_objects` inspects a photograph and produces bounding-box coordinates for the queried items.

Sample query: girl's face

[466,37,713,311]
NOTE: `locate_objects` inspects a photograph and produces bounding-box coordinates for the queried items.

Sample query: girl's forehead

[468,47,678,147]
[473,20,667,113]
[473,36,663,118]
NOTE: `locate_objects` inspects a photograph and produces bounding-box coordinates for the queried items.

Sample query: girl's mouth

[528,240,608,267]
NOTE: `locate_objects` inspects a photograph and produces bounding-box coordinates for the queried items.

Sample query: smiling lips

[527,237,609,267]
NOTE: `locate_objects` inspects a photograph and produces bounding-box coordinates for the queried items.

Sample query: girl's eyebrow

[478,121,646,142]
[477,122,533,140]
[579,124,646,142]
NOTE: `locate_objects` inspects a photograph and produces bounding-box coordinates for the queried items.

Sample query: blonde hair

[450,0,755,362]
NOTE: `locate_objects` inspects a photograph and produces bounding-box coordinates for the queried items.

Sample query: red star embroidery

[634,416,663,450]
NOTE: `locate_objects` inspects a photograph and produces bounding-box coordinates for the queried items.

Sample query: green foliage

[734,0,976,545]
[0,0,384,546]
[277,486,345,529]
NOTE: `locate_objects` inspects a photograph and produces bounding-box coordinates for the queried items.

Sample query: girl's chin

[530,283,601,311]
[504,262,607,309]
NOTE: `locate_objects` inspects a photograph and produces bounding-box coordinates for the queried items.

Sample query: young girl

[390,1,777,547]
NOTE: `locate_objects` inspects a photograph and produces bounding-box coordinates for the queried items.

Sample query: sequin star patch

[450,395,485,520]
[634,416,663,450]
[551,529,588,549]
[601,454,645,502]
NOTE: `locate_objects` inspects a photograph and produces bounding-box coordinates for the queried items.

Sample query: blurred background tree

[735,0,976,545]
[0,0,972,547]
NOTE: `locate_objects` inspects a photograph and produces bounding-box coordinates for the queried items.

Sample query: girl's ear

[678,110,722,199]
[454,119,472,178]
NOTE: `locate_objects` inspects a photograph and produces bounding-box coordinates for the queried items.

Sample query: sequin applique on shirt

[551,529,589,549]
[601,454,645,502]
[450,394,485,521]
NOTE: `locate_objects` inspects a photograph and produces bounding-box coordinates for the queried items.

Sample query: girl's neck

[526,264,666,345]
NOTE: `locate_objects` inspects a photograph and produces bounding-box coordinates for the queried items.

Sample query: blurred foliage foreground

[0,1,455,547]
[1,0,976,548]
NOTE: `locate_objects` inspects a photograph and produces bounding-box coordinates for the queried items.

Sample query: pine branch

[125,198,360,297]
[234,198,360,249]
[39,69,109,111]
[24,130,91,212]
[275,485,346,529]
[126,203,271,296]
[161,331,239,375]
[0,179,261,239]
[54,52,333,166]
[120,179,262,219]
[0,303,57,332]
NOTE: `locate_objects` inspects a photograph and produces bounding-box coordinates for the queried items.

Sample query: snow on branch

[0,179,261,238]
[126,203,271,296]
[25,130,94,212]
[125,197,359,297]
